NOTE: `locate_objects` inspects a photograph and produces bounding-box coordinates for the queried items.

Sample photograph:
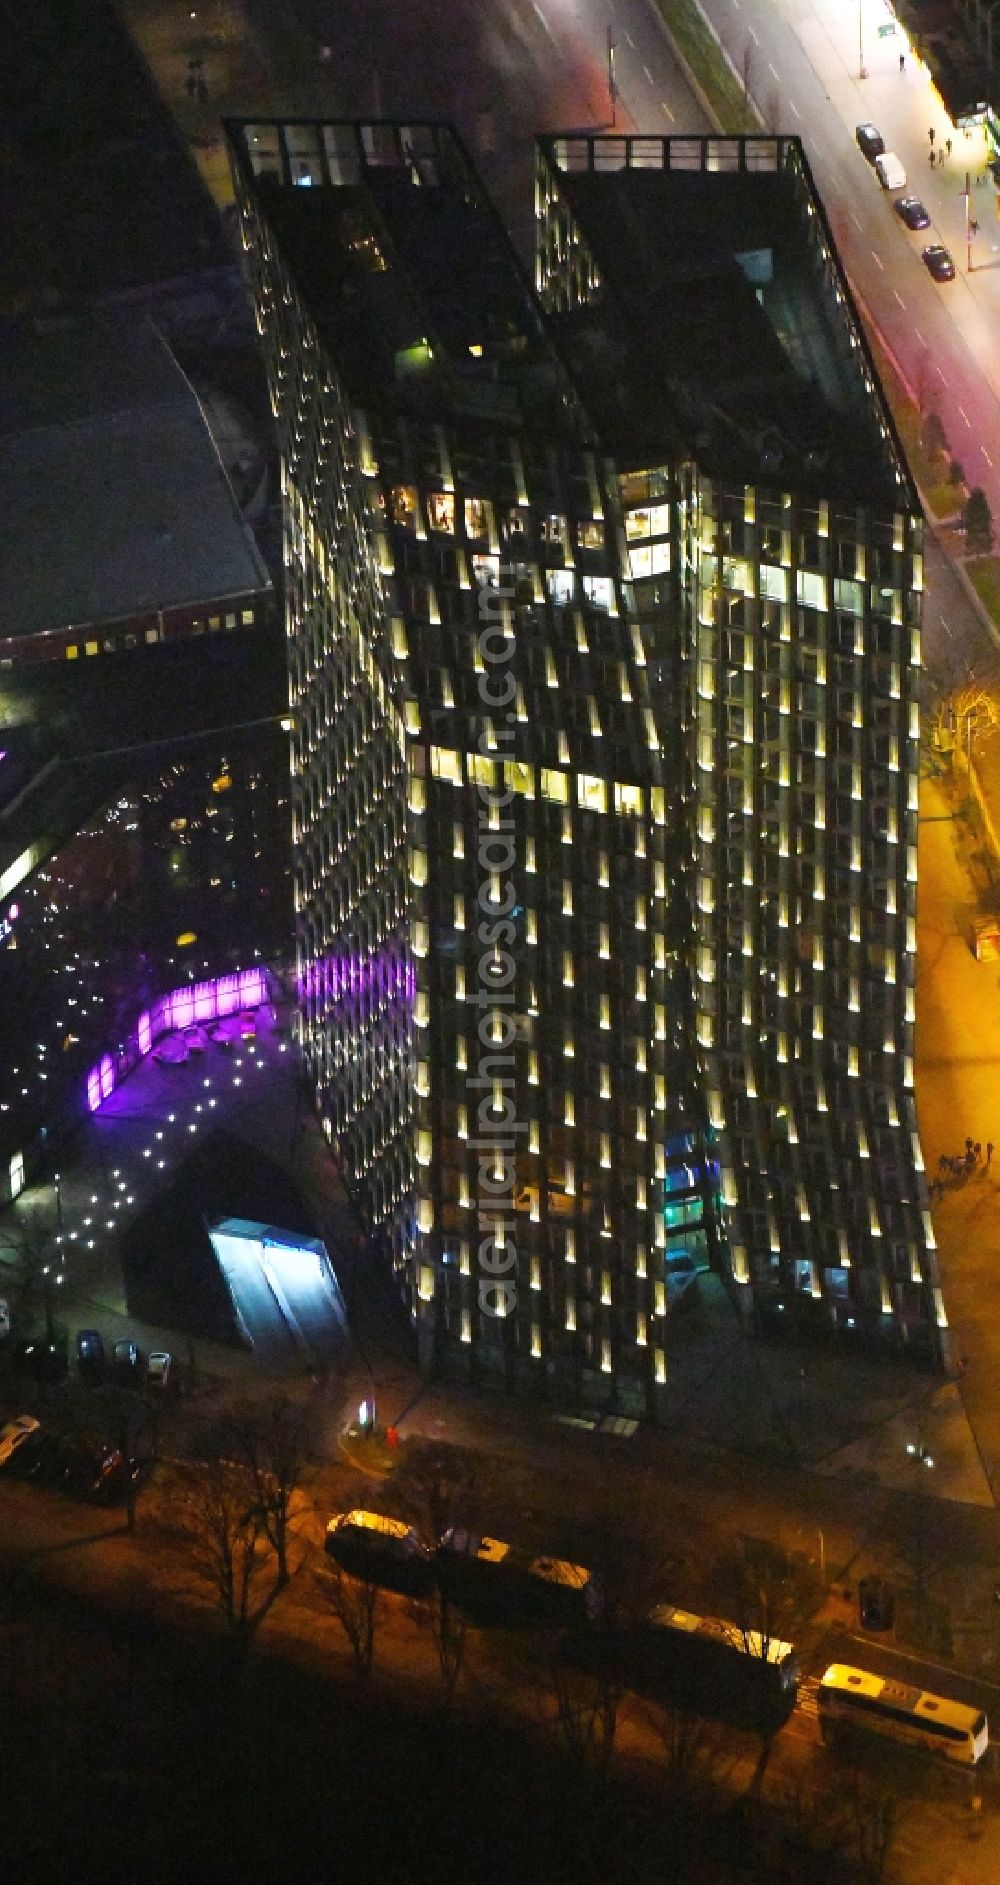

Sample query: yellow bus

[818,1663,989,1767]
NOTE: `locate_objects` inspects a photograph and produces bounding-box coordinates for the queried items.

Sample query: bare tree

[547,1646,620,1778]
[315,1561,385,1676]
[390,1438,477,1543]
[413,1583,470,1705]
[718,1535,818,1663]
[923,649,1000,764]
[221,1392,315,1588]
[86,1383,153,1532]
[842,1757,907,1885]
[713,1535,817,1792]
[0,1207,62,1342]
[177,1457,270,1652]
[392,1439,477,1703]
[650,1696,735,1801]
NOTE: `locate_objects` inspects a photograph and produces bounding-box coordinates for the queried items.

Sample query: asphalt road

[680,0,1000,521]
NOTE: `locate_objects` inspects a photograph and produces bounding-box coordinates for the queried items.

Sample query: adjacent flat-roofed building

[0,312,269,664]
[226,120,943,1418]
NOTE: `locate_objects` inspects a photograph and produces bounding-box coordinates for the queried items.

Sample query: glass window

[834,578,863,615]
[796,570,827,610]
[427,492,455,532]
[541,768,570,803]
[577,775,607,812]
[430,746,462,783]
[546,569,574,606]
[541,514,567,549]
[465,497,488,539]
[759,565,788,603]
[615,783,644,816]
[391,484,418,527]
[505,760,535,798]
[583,576,612,611]
[473,554,500,588]
[577,519,604,551]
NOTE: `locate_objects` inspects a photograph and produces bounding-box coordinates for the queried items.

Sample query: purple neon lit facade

[85,967,269,1113]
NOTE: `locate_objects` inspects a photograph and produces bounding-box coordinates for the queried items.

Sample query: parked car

[325,1509,435,1596]
[0,1413,40,1469]
[63,1443,125,1500]
[875,151,906,191]
[856,122,885,162]
[112,1340,144,1387]
[893,195,930,230]
[76,1328,106,1382]
[146,1351,173,1393]
[922,243,956,281]
[859,1575,895,1631]
[5,1427,62,1484]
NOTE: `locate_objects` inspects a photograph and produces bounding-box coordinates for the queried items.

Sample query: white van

[875,152,906,191]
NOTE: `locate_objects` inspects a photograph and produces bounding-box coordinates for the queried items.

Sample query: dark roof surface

[0,314,269,638]
[544,144,909,504]
[226,120,589,440]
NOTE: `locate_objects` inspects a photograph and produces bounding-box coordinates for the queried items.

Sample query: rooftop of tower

[224,119,592,442]
[538,134,914,508]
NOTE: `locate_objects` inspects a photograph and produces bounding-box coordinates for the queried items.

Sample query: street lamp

[859,0,867,79]
[607,27,617,128]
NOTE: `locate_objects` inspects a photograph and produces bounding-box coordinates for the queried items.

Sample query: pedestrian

[929,127,936,145]
[929,150,936,168]
[899,51,905,72]
[987,1141,994,1169]
[975,1141,982,1161]
[966,1137,975,1155]
[971,218,980,236]
[946,137,952,158]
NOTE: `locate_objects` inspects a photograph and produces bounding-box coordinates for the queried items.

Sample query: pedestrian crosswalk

[797,1675,822,1718]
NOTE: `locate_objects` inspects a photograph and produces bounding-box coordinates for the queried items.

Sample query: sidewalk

[114,0,346,208]
[916,769,1000,1499]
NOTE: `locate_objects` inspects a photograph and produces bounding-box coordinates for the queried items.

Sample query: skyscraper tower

[227,120,944,1418]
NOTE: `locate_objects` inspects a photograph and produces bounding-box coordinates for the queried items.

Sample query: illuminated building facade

[227,119,942,1417]
[536,132,942,1361]
[0,708,290,1199]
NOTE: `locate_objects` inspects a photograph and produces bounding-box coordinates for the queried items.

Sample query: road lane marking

[850,210,862,230]
[893,289,905,307]
[625,30,635,48]
[643,63,653,83]
[914,326,925,344]
[936,365,948,383]
[769,62,779,80]
[789,98,800,118]
[660,100,675,122]
[984,447,995,467]
[959,404,972,427]
[941,618,954,639]
[871,250,884,270]
[749,24,759,43]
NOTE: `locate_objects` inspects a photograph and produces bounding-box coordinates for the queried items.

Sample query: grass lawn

[965,555,1000,622]
[650,0,757,130]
